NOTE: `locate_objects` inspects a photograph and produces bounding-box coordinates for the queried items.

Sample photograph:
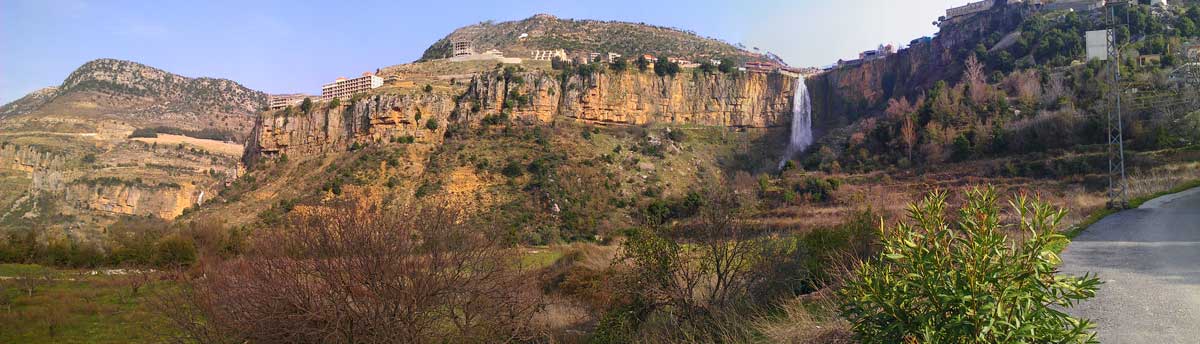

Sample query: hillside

[4,6,1200,343]
[0,59,265,241]
[1,58,266,137]
[420,14,772,63]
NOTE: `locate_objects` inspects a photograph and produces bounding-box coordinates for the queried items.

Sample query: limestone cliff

[244,92,456,165]
[0,143,208,220]
[62,180,197,219]
[246,69,796,164]
[806,3,1030,134]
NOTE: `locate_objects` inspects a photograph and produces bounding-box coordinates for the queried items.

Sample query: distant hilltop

[419,14,781,65]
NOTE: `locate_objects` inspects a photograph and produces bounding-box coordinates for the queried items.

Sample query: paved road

[1060,187,1200,344]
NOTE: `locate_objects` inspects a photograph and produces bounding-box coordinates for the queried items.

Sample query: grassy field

[0,264,169,343]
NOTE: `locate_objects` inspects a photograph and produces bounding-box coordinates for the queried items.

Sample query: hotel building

[322,73,384,102]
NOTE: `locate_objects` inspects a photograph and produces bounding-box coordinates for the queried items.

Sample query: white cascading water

[779,76,813,169]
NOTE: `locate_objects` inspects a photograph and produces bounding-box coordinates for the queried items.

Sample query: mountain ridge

[1,58,267,121]
[419,14,775,64]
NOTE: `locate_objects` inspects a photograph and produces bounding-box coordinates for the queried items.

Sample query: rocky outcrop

[560,71,795,127]
[62,181,197,219]
[0,144,69,191]
[0,143,207,219]
[460,69,796,127]
[57,58,266,116]
[806,3,1030,134]
[244,92,456,165]
[246,69,797,164]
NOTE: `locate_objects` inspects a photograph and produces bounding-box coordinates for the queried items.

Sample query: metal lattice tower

[1105,2,1130,208]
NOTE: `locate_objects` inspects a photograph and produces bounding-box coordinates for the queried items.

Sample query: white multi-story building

[322,73,384,102]
[268,93,317,110]
[607,53,622,63]
[530,49,568,61]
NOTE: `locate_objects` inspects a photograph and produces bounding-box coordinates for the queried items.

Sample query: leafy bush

[425,118,439,130]
[654,57,680,77]
[636,55,650,72]
[300,97,313,113]
[718,57,736,74]
[154,235,197,267]
[839,188,1100,343]
[501,161,524,178]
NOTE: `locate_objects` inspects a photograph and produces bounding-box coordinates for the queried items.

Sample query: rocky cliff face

[62,181,198,219]
[246,69,797,164]
[460,69,796,127]
[0,144,69,192]
[244,92,456,165]
[806,4,1030,134]
[560,71,795,127]
[0,143,206,220]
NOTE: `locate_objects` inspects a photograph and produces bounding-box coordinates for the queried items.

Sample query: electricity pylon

[1105,1,1130,208]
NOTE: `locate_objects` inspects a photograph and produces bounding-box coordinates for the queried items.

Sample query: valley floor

[0,264,169,343]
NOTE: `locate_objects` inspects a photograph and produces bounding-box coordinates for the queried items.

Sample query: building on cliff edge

[322,73,383,102]
[268,93,318,110]
[531,49,568,61]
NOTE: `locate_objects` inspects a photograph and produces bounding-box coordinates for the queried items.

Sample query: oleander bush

[839,187,1101,343]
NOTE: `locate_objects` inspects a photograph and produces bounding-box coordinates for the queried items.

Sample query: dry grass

[1127,161,1200,200]
[755,297,853,344]
[130,134,243,157]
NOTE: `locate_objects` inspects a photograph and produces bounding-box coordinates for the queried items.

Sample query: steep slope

[244,66,796,166]
[0,59,264,240]
[806,2,1031,135]
[223,29,798,236]
[420,14,772,63]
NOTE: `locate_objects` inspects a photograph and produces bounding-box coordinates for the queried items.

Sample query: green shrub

[424,84,433,93]
[839,188,1100,343]
[300,97,313,113]
[425,118,439,130]
[501,161,524,178]
[128,128,158,138]
[155,235,197,267]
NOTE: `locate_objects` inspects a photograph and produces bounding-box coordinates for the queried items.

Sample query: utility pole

[1105,0,1130,208]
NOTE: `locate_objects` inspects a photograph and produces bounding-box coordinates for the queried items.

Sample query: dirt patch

[131,134,243,157]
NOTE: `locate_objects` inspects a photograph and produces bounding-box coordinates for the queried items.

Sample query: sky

[0,0,967,104]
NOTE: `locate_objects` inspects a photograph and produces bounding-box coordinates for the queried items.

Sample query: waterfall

[779,76,813,169]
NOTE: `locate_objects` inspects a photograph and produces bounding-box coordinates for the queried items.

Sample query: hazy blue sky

[0,0,965,103]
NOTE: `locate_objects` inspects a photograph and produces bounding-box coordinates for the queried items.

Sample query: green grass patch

[0,264,172,343]
[521,248,564,269]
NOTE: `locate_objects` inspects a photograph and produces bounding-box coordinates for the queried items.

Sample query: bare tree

[900,114,918,160]
[161,195,541,344]
[964,55,988,104]
[620,186,771,321]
